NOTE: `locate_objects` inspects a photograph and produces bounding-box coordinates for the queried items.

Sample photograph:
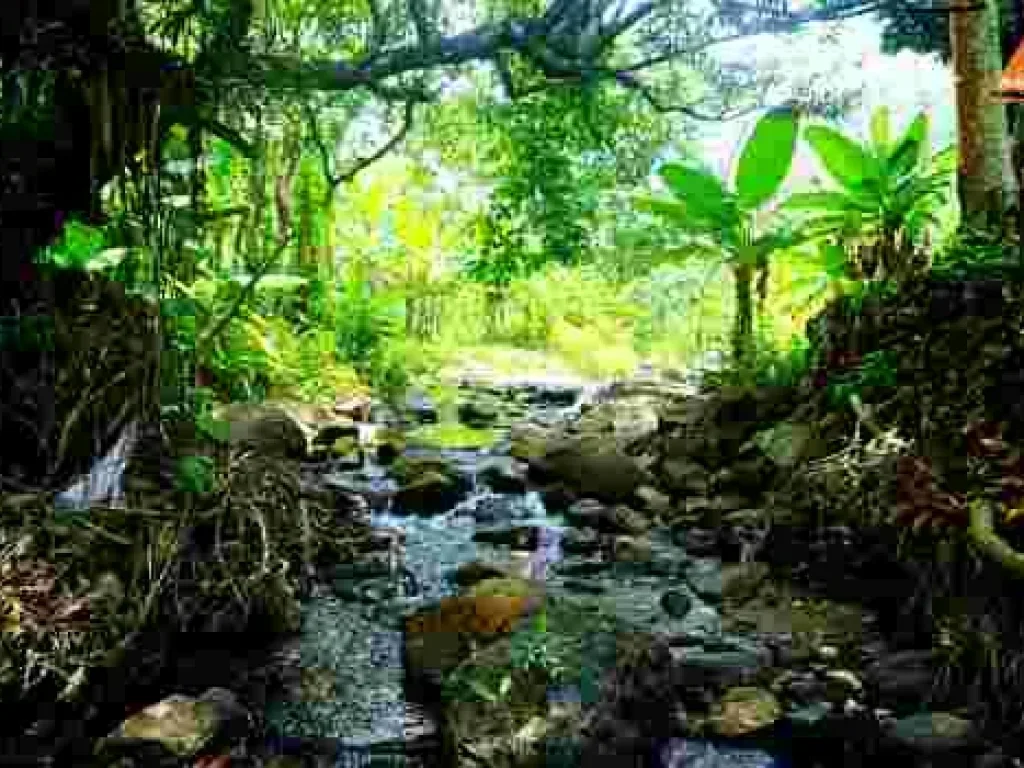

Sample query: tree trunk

[950,0,1013,232]
[733,263,754,368]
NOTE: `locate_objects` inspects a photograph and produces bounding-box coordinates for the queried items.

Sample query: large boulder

[402,590,544,702]
[529,440,655,505]
[98,688,248,763]
[219,404,309,460]
[395,471,464,515]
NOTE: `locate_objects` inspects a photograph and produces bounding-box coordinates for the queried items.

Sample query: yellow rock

[710,687,781,737]
[118,696,218,757]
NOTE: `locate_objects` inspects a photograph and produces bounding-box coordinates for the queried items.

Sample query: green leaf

[804,125,881,192]
[659,163,732,223]
[888,112,929,178]
[782,192,871,213]
[821,242,848,279]
[734,107,800,211]
[639,197,729,238]
[83,247,131,271]
[869,106,891,154]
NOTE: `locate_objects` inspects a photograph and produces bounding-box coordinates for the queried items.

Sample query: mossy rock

[395,471,463,515]
[467,576,543,600]
[103,696,218,758]
[406,423,498,450]
[331,436,360,458]
[391,455,459,486]
[709,686,782,737]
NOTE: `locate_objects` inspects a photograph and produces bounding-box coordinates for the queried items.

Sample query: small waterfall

[55,421,139,511]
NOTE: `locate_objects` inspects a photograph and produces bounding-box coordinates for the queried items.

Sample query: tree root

[968,498,1024,577]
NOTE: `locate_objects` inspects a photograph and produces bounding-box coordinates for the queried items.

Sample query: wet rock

[311,418,359,449]
[678,528,720,559]
[608,505,651,536]
[884,711,982,756]
[99,689,248,761]
[334,393,372,421]
[328,436,362,468]
[709,687,781,737]
[531,443,655,505]
[539,483,576,512]
[714,458,773,495]
[466,575,542,599]
[472,524,541,548]
[395,471,463,515]
[509,422,551,461]
[660,458,712,496]
[565,498,607,528]
[457,397,500,428]
[476,457,527,494]
[405,391,438,423]
[720,562,771,604]
[612,535,653,563]
[562,527,602,554]
[635,485,673,517]
[402,591,544,700]
[661,590,693,619]
[824,669,864,701]
[453,561,511,589]
[684,558,722,603]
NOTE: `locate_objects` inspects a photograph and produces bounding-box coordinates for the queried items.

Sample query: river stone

[886,711,981,754]
[684,559,722,603]
[405,391,438,423]
[395,471,463,515]
[608,505,651,536]
[453,561,511,589]
[661,590,693,619]
[635,485,673,517]
[531,444,655,505]
[312,418,359,448]
[660,458,712,496]
[562,527,601,554]
[403,592,544,698]
[457,397,500,428]
[101,688,246,759]
[680,528,720,559]
[472,524,541,548]
[612,535,653,563]
[565,498,606,528]
[476,457,527,494]
[709,687,782,737]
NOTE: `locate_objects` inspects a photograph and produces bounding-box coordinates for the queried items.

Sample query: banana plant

[783,106,956,284]
[640,106,806,366]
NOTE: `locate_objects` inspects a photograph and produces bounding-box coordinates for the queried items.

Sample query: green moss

[407,422,498,450]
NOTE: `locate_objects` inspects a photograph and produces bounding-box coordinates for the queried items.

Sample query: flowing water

[262,378,783,767]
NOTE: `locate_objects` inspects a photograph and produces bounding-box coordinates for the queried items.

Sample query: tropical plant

[784,106,957,283]
[641,106,805,366]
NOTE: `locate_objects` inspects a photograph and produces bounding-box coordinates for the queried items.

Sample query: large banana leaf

[887,112,930,179]
[782,192,876,214]
[804,125,882,192]
[869,106,891,156]
[639,197,731,238]
[659,163,735,225]
[734,107,800,211]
